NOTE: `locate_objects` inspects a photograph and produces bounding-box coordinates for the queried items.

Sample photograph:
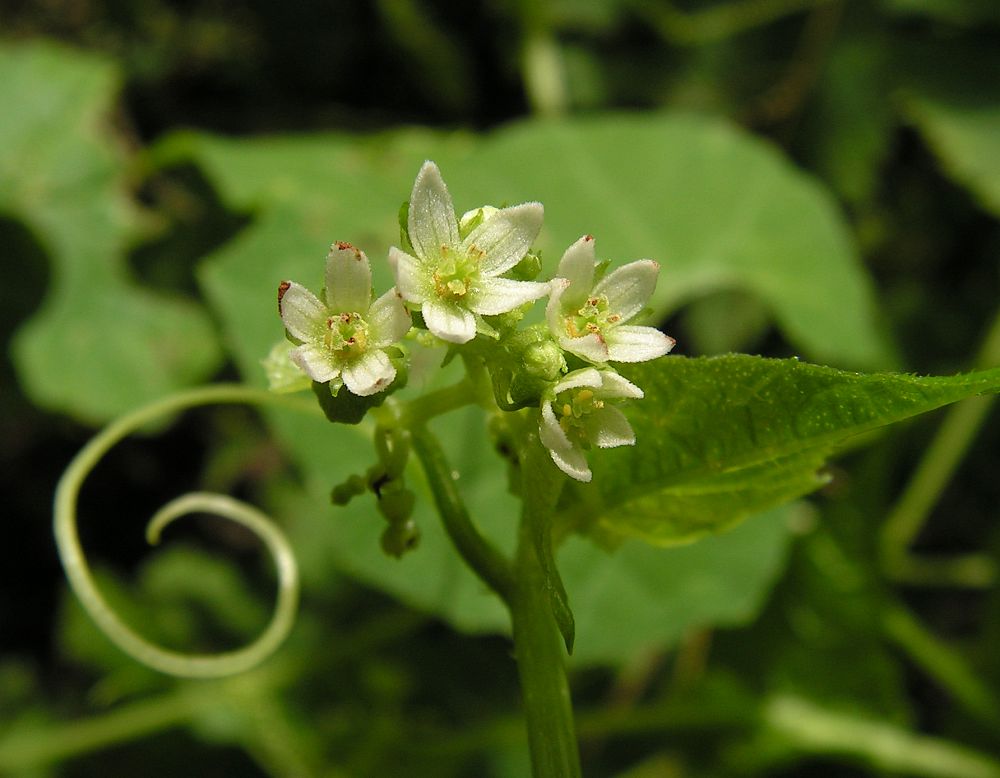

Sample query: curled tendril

[54,384,320,678]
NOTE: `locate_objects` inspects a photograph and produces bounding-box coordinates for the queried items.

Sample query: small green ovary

[557,387,604,448]
[325,311,369,361]
[565,295,622,339]
[432,244,482,302]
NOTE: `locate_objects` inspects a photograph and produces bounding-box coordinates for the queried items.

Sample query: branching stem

[409,425,515,602]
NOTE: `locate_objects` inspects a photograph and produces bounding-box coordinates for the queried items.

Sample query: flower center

[565,295,622,339]
[325,311,369,361]
[557,387,604,447]
[432,244,481,302]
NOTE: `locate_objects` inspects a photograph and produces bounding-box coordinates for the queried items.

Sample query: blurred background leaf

[1,42,222,424]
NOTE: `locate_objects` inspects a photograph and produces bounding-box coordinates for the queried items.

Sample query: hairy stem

[409,425,515,601]
[509,519,582,778]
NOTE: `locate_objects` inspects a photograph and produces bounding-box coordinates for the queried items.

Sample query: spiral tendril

[54,384,319,678]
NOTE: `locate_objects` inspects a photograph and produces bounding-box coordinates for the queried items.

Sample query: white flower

[538,367,643,483]
[389,161,550,344]
[546,235,675,364]
[278,242,412,396]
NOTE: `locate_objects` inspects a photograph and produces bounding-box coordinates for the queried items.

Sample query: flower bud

[380,516,420,558]
[522,338,565,381]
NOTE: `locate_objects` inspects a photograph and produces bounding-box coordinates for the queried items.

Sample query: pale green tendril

[54,384,318,678]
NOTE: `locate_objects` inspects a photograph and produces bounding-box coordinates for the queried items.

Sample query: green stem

[409,426,515,601]
[509,521,582,778]
[882,603,1000,729]
[639,0,835,46]
[410,693,1000,778]
[881,306,1000,585]
[399,377,478,426]
[763,694,1000,778]
[0,688,206,772]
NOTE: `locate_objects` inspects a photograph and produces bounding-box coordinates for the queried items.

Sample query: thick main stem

[412,421,580,776]
[510,524,582,778]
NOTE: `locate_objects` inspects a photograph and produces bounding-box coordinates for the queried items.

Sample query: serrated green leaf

[177,111,892,368]
[905,94,1000,217]
[582,355,1000,545]
[0,42,221,424]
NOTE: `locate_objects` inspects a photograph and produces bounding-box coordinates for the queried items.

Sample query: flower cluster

[276,161,674,482]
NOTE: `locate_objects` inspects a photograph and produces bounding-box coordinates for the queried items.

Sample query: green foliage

[583,355,1000,544]
[905,95,1000,216]
[4,2,1000,775]
[0,42,222,423]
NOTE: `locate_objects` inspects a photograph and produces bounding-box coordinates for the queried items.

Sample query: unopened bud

[380,517,420,558]
[523,339,566,381]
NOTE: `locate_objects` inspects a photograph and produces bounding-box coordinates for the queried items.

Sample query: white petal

[279,281,327,342]
[467,277,549,315]
[559,333,610,364]
[555,235,596,310]
[324,242,371,313]
[584,405,636,449]
[539,403,592,482]
[342,349,396,396]
[596,370,644,400]
[389,246,430,304]
[423,299,476,344]
[367,288,412,347]
[553,367,602,394]
[289,343,340,384]
[464,202,544,276]
[606,325,676,363]
[593,259,659,322]
[546,278,571,336]
[408,161,459,262]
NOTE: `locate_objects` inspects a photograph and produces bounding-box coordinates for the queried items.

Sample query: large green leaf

[176,111,893,368]
[905,94,1000,217]
[1,42,221,423]
[583,355,1000,545]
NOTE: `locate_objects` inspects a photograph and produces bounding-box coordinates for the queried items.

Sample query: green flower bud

[522,338,565,381]
[380,517,420,558]
[377,488,416,524]
[508,250,543,281]
[487,325,568,410]
[331,473,367,505]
